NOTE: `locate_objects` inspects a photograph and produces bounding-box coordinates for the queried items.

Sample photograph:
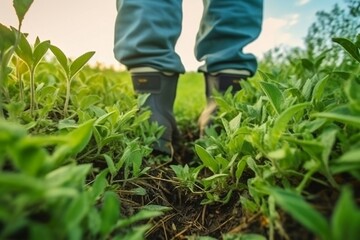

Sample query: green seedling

[15,35,50,116]
[0,0,34,118]
[50,45,95,116]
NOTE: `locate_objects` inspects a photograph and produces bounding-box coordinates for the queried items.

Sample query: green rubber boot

[132,72,179,156]
[198,72,247,136]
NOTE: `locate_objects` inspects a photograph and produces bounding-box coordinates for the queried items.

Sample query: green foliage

[188,31,360,238]
[305,0,360,69]
[1,0,360,239]
[0,116,164,239]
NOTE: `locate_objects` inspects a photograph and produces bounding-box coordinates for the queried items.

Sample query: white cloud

[288,14,300,26]
[296,0,311,6]
[245,15,304,57]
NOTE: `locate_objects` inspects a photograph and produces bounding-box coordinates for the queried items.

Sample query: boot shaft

[204,72,248,99]
[131,72,178,111]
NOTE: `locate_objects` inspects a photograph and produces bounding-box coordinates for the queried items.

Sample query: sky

[0,0,343,71]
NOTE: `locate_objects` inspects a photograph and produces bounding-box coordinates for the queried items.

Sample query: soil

[117,164,326,240]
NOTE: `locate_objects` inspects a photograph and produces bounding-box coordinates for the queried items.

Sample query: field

[1,1,360,240]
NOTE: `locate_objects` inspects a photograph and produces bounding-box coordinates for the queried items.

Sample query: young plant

[15,35,50,116]
[50,45,95,116]
[0,24,16,118]
[0,0,34,118]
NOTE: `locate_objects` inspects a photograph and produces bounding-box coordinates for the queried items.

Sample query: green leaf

[236,157,247,180]
[301,58,315,72]
[331,187,360,240]
[202,173,228,182]
[333,37,360,63]
[355,34,360,49]
[312,75,329,103]
[313,112,360,129]
[120,225,150,240]
[302,77,316,101]
[87,207,101,236]
[0,23,16,52]
[195,144,218,173]
[259,81,284,115]
[345,78,360,111]
[130,149,143,177]
[270,188,330,240]
[16,33,32,67]
[64,192,90,230]
[0,172,44,193]
[79,95,102,110]
[13,0,34,25]
[69,51,95,79]
[100,191,120,236]
[223,233,267,240]
[63,119,95,155]
[103,154,117,176]
[240,196,258,213]
[131,187,147,196]
[45,164,91,188]
[94,110,116,126]
[50,45,69,74]
[271,103,310,147]
[215,155,229,170]
[142,204,172,212]
[33,40,50,68]
[9,143,48,176]
[91,169,108,200]
[331,149,360,174]
[229,112,242,133]
[116,210,163,228]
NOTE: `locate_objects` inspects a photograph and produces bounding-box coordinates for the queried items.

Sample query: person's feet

[132,72,179,156]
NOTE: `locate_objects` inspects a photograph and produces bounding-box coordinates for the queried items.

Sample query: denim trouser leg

[195,0,263,76]
[113,0,185,73]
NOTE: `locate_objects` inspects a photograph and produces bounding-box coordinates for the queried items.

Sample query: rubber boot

[132,72,179,156]
[198,72,247,136]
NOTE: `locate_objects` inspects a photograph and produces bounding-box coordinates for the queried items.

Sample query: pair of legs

[114,0,263,155]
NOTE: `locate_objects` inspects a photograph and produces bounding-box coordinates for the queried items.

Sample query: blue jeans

[114,0,263,75]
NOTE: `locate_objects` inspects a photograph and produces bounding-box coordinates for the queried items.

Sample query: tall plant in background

[0,0,34,118]
[305,0,360,68]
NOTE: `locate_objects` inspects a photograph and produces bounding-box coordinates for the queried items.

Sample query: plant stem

[0,56,4,119]
[17,61,24,102]
[29,67,35,116]
[64,78,71,116]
